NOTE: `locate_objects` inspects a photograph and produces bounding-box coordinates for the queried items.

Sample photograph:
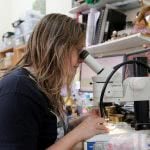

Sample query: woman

[0,13,108,150]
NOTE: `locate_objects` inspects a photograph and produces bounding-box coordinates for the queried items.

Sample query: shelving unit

[69,0,144,57]
[68,0,150,58]
[86,33,150,56]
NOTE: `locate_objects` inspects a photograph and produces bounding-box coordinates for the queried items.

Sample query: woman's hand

[73,115,109,141]
[68,107,100,129]
[47,109,108,150]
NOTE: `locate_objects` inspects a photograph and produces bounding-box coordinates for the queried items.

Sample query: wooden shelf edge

[0,47,13,54]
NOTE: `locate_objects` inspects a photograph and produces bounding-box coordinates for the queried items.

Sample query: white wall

[0,0,72,41]
[11,0,35,23]
[46,0,72,16]
[0,0,35,41]
[0,0,12,40]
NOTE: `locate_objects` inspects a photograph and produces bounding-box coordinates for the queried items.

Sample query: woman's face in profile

[70,43,84,74]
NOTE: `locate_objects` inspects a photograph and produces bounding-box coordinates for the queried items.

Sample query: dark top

[0,68,58,150]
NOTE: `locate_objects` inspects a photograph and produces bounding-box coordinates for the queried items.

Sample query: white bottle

[86,8,100,46]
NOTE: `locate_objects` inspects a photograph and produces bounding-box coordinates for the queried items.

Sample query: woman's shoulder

[0,68,43,99]
[1,68,31,88]
[0,68,50,111]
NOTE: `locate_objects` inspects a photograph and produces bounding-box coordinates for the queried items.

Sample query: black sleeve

[0,93,42,150]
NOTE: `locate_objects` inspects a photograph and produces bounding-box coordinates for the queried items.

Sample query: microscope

[79,50,150,130]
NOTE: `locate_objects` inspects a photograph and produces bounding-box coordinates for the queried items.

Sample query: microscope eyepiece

[79,50,89,60]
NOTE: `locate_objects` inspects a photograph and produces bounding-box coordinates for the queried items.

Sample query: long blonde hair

[17,13,86,116]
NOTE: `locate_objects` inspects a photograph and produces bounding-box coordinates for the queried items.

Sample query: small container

[12,20,24,36]
[109,114,124,123]
[105,106,116,117]
[2,32,15,49]
[12,20,25,46]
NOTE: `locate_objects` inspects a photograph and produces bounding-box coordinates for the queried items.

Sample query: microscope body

[80,50,150,130]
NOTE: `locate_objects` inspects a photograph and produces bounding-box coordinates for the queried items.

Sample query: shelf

[69,0,140,14]
[69,0,119,14]
[86,33,150,55]
[111,0,141,11]
[0,47,13,58]
[0,45,26,68]
[0,47,13,54]
[0,45,26,54]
